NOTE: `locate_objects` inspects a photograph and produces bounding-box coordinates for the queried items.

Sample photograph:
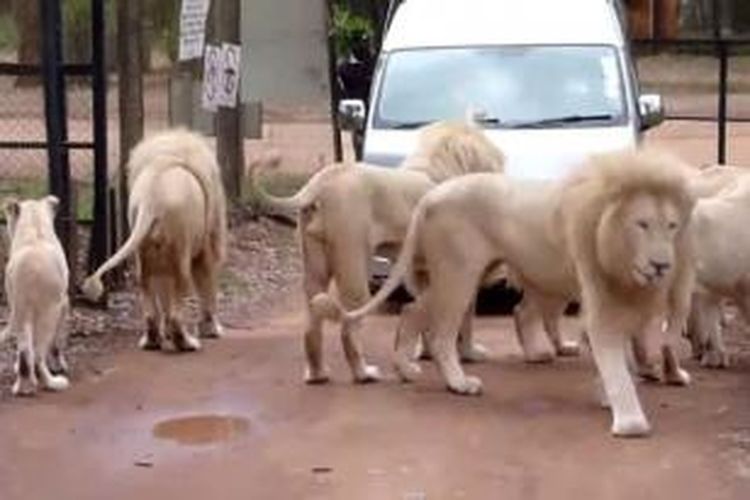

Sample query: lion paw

[44,374,70,392]
[12,378,37,397]
[460,342,491,363]
[172,332,202,352]
[448,375,483,396]
[304,366,330,385]
[198,318,224,339]
[138,333,162,351]
[555,341,580,357]
[394,360,422,382]
[664,367,691,386]
[354,364,382,384]
[637,363,662,384]
[523,349,555,364]
[611,415,651,437]
[700,350,730,369]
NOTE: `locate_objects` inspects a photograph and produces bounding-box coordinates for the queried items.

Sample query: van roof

[382,0,625,51]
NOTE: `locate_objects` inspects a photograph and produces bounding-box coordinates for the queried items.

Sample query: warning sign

[201,43,242,111]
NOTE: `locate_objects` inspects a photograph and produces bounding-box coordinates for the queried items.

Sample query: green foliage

[332,3,373,58]
[147,0,179,62]
[63,0,92,63]
[0,12,17,51]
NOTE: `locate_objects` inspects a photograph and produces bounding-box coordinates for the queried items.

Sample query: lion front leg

[588,315,650,437]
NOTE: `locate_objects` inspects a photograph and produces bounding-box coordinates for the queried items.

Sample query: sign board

[201,43,242,111]
[201,43,222,111]
[241,0,330,111]
[178,0,211,61]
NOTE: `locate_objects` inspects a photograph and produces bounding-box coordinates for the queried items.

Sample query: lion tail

[248,157,350,214]
[81,204,156,301]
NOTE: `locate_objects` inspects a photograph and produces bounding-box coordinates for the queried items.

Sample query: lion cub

[2,196,70,396]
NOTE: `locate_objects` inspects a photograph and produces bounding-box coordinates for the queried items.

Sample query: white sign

[217,43,241,108]
[201,44,222,111]
[201,43,242,111]
[178,0,211,61]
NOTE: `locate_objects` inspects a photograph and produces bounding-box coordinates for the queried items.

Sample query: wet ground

[1,303,749,500]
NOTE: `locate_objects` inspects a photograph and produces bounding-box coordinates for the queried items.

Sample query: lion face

[598,193,684,288]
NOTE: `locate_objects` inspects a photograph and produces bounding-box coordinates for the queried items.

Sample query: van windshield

[374,45,627,129]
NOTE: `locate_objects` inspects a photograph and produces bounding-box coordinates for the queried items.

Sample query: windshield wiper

[473,116,504,127]
[389,121,429,130]
[509,113,615,129]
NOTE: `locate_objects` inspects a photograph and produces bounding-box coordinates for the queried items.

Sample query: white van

[341,0,664,173]
[339,0,664,280]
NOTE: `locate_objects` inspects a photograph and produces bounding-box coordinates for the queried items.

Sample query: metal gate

[0,0,108,282]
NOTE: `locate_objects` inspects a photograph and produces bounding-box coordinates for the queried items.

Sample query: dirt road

[1,301,749,500]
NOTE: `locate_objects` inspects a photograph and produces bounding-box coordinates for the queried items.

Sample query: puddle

[152,415,249,446]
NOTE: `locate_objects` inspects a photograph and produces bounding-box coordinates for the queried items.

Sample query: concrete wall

[240,0,331,112]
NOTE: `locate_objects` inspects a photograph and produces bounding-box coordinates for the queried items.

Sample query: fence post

[88,0,109,273]
[117,0,144,241]
[717,40,728,165]
[39,0,74,286]
[214,0,245,201]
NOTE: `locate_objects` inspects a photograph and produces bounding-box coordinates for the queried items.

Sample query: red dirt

[1,302,749,500]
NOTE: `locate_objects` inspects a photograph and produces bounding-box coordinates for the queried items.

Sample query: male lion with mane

[82,128,227,352]
[322,148,695,437]
[249,120,505,384]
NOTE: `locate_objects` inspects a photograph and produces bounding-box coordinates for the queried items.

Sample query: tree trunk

[13,0,39,86]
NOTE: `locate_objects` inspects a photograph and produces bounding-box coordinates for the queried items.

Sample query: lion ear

[45,195,60,214]
[3,197,20,220]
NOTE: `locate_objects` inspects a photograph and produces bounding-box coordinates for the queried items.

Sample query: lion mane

[82,128,228,352]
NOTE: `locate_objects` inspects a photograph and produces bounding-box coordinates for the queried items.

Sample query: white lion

[686,166,750,368]
[2,196,70,396]
[82,128,227,352]
[249,120,505,384]
[321,149,695,437]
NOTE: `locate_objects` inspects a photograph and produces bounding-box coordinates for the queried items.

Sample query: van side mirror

[638,94,665,131]
[338,99,366,131]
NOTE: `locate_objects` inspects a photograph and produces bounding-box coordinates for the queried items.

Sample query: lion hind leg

[587,315,650,437]
[193,255,224,339]
[156,276,200,353]
[302,233,332,384]
[138,273,163,351]
[332,240,381,384]
[698,295,728,368]
[10,314,37,396]
[394,299,428,382]
[34,301,69,392]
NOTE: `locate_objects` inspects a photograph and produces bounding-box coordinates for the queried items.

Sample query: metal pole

[89,0,108,273]
[717,41,728,164]
[714,0,727,164]
[39,0,72,268]
[324,0,343,162]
